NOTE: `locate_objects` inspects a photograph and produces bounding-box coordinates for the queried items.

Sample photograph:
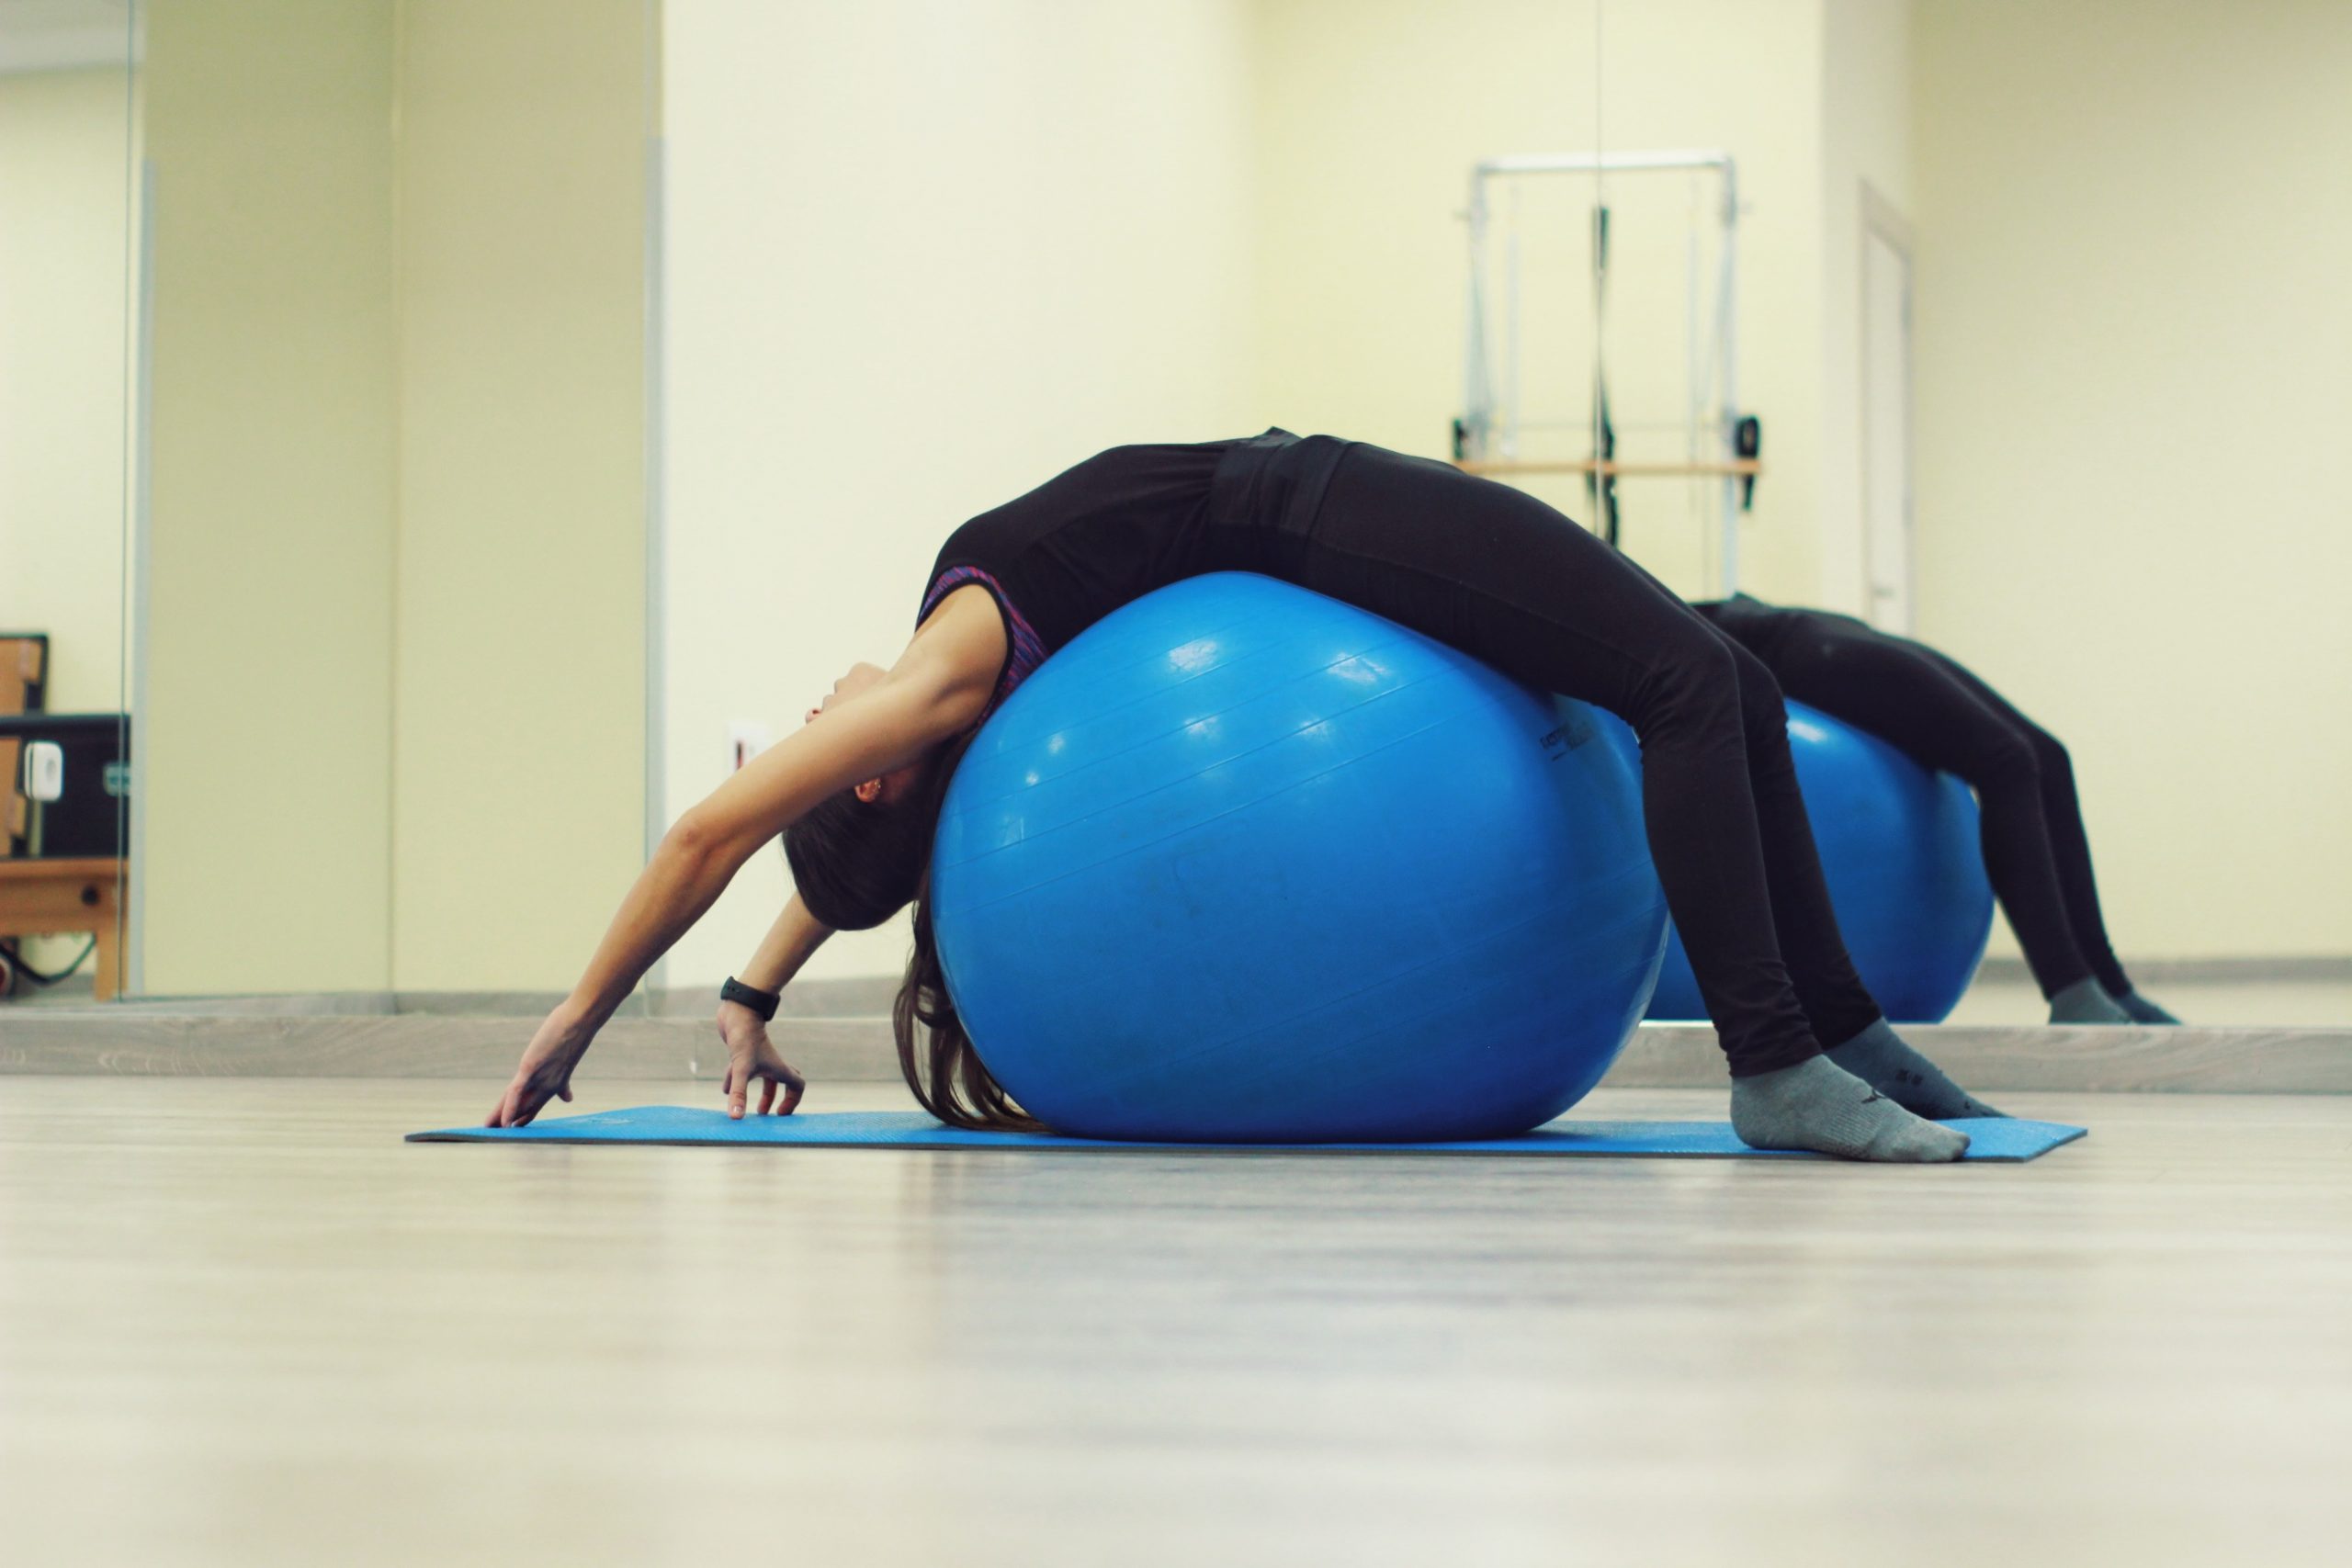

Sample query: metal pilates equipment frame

[1454,149,1757,595]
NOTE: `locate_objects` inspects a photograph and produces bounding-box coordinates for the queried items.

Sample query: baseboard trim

[1606,1022,2352,1094]
[48,960,2348,1021]
[1973,954,2352,985]
[20,978,902,1021]
[6,1012,2347,1094]
[0,1013,889,1081]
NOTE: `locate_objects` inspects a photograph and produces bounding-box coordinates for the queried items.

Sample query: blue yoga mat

[409,1106,2086,1161]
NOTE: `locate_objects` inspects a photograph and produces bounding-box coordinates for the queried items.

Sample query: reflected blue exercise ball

[930,572,1669,1143]
[1645,699,1995,1024]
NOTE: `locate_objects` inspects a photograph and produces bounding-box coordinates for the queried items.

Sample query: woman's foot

[2049,976,2132,1024]
[1824,1017,2007,1118]
[1730,1056,1971,1162]
[2109,987,2181,1024]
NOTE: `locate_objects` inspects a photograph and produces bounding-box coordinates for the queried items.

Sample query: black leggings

[1696,597,2132,1001]
[1256,444,1882,1076]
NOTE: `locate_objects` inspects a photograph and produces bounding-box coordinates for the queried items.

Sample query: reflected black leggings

[1695,596,2132,1001]
[1261,444,1882,1075]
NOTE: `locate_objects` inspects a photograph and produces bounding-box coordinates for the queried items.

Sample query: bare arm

[738,891,835,994]
[565,671,961,1025]
[487,585,1005,1126]
[488,667,977,1127]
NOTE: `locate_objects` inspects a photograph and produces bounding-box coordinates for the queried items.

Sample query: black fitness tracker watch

[719,976,782,1021]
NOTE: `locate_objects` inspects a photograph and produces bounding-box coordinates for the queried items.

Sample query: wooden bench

[0,857,122,1000]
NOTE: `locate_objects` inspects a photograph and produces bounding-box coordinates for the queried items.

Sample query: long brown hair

[782,728,1044,1132]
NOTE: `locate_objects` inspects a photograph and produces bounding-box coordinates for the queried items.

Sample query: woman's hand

[488,1004,597,1128]
[718,1000,807,1120]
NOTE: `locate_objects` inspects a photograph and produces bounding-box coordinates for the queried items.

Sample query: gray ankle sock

[1731,1055,1971,1162]
[1823,1017,2007,1119]
[2050,976,2132,1024]
[2110,987,2181,1025]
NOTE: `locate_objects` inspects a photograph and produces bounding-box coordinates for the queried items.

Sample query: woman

[1691,594,2177,1026]
[491,430,2002,1160]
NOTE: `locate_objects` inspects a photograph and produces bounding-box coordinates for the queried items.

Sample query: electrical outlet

[728,720,773,773]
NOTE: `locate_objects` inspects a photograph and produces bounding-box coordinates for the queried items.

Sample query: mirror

[1576,1,2344,1030]
[114,0,658,1005]
[0,0,137,1003]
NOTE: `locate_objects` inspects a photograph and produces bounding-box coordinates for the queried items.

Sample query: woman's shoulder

[917,568,1045,669]
[917,570,1005,626]
[912,570,1046,728]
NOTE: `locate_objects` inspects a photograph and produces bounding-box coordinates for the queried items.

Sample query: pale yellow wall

[137,0,646,995]
[1816,0,1910,613]
[390,0,648,987]
[1913,0,2352,958]
[1250,0,1829,604]
[661,0,1261,985]
[141,0,399,992]
[0,66,130,712]
[1249,0,1597,460]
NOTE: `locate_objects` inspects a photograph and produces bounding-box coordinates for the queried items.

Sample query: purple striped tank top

[917,565,1048,728]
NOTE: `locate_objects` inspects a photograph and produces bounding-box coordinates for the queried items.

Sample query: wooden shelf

[0,856,124,1000]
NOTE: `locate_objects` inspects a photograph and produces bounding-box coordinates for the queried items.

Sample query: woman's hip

[1243,444,1715,707]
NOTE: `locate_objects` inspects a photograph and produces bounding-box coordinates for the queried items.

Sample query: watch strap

[719,976,781,1021]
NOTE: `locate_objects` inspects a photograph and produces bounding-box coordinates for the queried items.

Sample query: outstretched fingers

[723,1057,805,1119]
[488,1079,531,1129]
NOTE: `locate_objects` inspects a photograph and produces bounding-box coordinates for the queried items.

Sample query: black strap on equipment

[1588,204,1621,547]
[1735,414,1762,512]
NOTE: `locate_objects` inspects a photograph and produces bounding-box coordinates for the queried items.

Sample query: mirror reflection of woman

[1691,594,2177,1027]
[492,429,2004,1161]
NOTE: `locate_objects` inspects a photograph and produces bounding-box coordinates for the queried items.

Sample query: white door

[1861,219,1914,631]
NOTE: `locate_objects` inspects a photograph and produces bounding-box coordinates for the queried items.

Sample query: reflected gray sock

[1824,1017,2007,1119]
[1731,1055,1970,1162]
[2109,987,2181,1025]
[2050,976,2132,1024]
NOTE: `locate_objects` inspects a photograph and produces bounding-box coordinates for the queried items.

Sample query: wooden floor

[3,1078,2349,1567]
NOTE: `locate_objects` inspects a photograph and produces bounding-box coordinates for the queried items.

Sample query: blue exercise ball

[1645,699,1995,1024]
[929,572,1669,1143]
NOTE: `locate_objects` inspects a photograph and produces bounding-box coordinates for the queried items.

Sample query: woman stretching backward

[1691,593,2177,1027]
[492,429,2006,1161]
